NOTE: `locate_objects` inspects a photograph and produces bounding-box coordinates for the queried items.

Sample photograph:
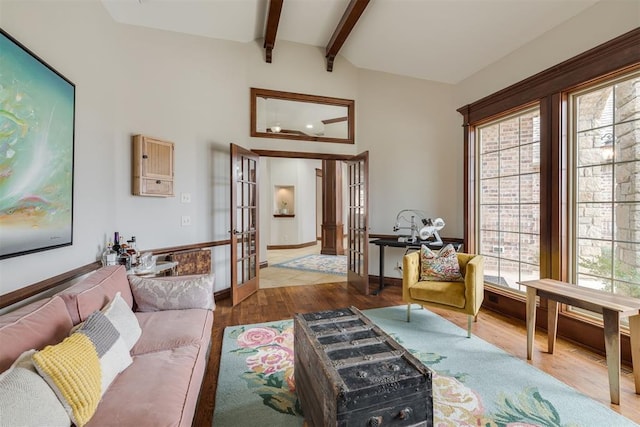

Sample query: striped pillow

[32,311,131,427]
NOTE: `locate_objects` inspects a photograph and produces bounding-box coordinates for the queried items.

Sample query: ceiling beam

[325,0,370,72]
[263,0,283,63]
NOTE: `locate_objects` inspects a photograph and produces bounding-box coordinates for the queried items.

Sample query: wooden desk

[369,238,462,295]
[519,279,640,404]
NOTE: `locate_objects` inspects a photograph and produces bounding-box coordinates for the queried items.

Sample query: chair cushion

[420,244,463,281]
[409,280,466,308]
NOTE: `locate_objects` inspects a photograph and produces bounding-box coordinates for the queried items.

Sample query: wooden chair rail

[0,240,229,309]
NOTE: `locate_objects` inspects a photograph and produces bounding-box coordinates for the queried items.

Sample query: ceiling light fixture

[306,124,313,129]
[271,125,281,133]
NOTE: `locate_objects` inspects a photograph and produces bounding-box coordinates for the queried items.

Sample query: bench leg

[629,314,640,395]
[406,304,411,322]
[467,315,472,338]
[526,287,537,360]
[602,309,621,404]
[547,299,558,354]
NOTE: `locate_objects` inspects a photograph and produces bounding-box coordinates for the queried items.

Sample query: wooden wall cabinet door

[132,135,174,197]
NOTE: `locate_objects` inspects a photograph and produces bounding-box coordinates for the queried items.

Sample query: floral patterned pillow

[420,244,463,282]
[128,274,215,312]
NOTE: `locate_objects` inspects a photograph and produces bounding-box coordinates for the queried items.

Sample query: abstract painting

[0,29,75,259]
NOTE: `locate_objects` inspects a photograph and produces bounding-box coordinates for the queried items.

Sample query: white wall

[358,70,460,279]
[1,1,252,293]
[0,1,358,294]
[262,158,320,247]
[1,0,636,294]
[454,0,640,107]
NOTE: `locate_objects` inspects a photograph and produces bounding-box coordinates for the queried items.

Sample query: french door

[229,144,259,306]
[346,152,369,294]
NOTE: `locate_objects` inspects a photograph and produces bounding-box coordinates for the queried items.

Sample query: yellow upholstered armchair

[402,251,484,337]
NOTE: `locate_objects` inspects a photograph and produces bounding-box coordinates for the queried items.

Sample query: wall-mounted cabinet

[132,135,174,197]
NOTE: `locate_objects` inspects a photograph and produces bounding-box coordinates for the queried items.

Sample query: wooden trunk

[294,306,433,427]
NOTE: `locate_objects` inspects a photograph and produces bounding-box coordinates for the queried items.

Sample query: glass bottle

[131,236,138,256]
[112,232,121,254]
[126,237,137,266]
[102,242,117,266]
[118,249,132,271]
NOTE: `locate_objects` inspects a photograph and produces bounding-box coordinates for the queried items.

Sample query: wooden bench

[519,279,640,404]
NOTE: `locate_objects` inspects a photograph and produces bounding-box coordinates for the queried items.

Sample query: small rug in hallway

[272,254,346,275]
[213,305,638,427]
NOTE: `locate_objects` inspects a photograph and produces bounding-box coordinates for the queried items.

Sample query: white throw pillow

[102,292,142,350]
[0,350,70,427]
[128,274,215,312]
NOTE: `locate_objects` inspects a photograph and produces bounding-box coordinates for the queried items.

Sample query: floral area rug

[272,254,346,275]
[213,305,638,427]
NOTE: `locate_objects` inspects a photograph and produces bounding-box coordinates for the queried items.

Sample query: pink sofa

[0,265,214,427]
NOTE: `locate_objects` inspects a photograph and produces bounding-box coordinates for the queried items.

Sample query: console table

[129,260,178,277]
[369,238,462,295]
[519,278,640,404]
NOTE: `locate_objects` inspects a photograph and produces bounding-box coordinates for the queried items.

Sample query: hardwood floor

[193,282,640,427]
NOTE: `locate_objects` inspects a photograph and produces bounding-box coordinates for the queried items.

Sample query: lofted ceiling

[101,0,600,84]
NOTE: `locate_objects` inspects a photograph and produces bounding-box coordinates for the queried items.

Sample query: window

[571,72,640,298]
[477,108,541,291]
[459,29,639,360]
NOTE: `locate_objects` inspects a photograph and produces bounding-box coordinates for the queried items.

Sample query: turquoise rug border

[271,254,347,276]
[213,305,638,427]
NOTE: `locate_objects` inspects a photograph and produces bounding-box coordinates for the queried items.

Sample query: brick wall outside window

[573,73,640,298]
[478,109,540,291]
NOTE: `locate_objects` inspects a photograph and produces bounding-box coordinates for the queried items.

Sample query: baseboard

[267,240,317,250]
[214,288,231,301]
[368,275,401,288]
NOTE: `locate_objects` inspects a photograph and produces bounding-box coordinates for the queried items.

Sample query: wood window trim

[458,28,640,361]
[459,27,640,254]
[458,28,640,125]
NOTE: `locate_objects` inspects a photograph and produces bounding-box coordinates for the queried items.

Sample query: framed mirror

[251,88,354,144]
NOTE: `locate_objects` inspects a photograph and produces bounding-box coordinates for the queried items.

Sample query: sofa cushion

[131,309,213,356]
[0,296,73,373]
[59,266,133,325]
[86,345,204,427]
[33,311,132,427]
[128,274,215,312]
[0,350,71,427]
